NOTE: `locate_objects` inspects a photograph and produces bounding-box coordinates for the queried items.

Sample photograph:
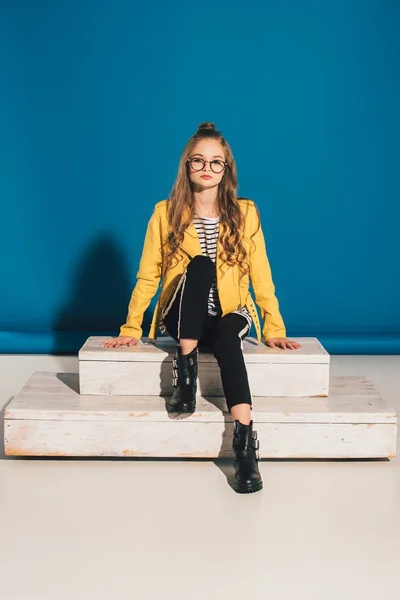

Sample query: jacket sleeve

[119,207,163,339]
[248,203,286,341]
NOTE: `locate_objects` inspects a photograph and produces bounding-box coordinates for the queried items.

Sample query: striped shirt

[159,214,252,333]
[193,215,221,317]
[192,215,252,330]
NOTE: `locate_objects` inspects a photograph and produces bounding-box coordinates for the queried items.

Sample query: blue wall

[1,0,399,354]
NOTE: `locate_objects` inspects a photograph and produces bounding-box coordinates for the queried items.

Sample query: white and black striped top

[193,215,221,317]
[192,215,252,329]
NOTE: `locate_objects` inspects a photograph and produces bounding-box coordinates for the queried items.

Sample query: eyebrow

[191,153,225,160]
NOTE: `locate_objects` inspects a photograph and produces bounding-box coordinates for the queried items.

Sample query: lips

[200,175,212,179]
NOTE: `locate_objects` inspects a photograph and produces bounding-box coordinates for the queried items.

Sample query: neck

[192,189,219,218]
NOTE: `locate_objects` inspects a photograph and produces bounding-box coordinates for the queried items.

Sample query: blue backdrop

[1,0,399,354]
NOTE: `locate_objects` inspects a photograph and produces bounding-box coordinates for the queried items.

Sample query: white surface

[5,372,394,423]
[1,353,400,599]
[79,335,330,396]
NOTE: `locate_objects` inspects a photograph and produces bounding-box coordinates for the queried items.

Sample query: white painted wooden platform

[79,335,330,397]
[4,371,397,458]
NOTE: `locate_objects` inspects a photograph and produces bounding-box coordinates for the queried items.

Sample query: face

[186,138,226,190]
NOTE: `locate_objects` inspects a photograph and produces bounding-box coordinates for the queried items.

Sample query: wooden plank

[79,360,330,397]
[79,336,330,364]
[5,372,396,424]
[5,420,396,458]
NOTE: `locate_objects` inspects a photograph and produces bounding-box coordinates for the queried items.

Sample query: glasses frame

[186,157,228,174]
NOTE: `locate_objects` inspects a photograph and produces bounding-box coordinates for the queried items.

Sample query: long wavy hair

[164,121,260,283]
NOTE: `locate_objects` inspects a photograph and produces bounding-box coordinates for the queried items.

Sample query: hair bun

[197,121,217,132]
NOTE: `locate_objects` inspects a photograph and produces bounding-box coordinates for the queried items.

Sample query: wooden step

[78,335,330,397]
[4,371,396,458]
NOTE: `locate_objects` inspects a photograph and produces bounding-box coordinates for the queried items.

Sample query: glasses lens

[210,160,225,173]
[189,158,204,171]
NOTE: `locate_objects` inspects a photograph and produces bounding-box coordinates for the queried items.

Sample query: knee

[186,254,215,280]
[213,327,242,357]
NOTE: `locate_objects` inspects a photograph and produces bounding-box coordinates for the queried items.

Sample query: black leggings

[161,255,253,412]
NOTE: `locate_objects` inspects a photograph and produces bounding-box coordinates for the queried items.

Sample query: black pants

[161,255,253,412]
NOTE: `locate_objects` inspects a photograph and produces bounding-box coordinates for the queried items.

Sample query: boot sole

[166,404,196,414]
[234,481,263,494]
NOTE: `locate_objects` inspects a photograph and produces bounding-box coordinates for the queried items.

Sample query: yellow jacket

[120,198,286,344]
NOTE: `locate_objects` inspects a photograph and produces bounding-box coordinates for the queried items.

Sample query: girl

[102,122,301,493]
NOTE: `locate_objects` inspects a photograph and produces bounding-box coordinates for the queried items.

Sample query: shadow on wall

[52,232,157,354]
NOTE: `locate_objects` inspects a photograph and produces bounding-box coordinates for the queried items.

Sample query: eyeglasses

[186,157,228,174]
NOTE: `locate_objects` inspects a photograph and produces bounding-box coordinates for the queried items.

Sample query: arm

[248,203,286,341]
[119,207,163,339]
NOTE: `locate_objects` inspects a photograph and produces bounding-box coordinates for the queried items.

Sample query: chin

[197,179,216,186]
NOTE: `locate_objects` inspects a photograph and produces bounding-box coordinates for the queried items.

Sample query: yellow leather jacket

[119,198,286,344]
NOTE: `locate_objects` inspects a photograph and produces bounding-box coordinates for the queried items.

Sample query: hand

[265,337,301,350]
[100,336,140,348]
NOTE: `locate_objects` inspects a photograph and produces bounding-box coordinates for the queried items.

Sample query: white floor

[1,353,400,600]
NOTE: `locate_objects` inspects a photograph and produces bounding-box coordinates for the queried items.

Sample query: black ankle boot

[166,346,199,413]
[232,419,263,493]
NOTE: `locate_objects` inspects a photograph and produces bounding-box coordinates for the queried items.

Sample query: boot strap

[172,352,198,387]
[172,354,197,368]
[233,437,260,451]
[234,447,260,461]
